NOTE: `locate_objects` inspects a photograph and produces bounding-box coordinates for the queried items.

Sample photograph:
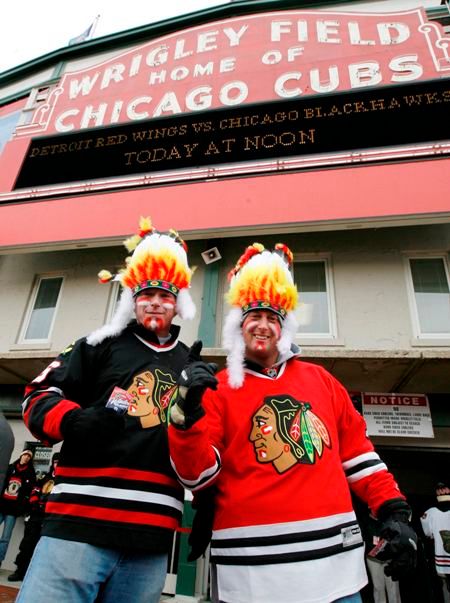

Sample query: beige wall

[0,241,205,355]
[215,224,450,350]
[0,247,122,353]
[0,224,449,356]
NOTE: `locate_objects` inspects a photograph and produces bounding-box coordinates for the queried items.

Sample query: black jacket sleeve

[22,338,100,445]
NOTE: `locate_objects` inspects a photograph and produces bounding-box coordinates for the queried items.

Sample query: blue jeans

[17,536,168,603]
[0,513,17,561]
[334,594,362,603]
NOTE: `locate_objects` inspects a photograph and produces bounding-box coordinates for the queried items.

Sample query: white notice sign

[362,393,434,438]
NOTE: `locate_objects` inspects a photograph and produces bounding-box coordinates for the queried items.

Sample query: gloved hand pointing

[171,340,218,429]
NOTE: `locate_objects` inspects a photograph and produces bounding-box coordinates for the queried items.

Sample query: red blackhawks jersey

[169,359,404,603]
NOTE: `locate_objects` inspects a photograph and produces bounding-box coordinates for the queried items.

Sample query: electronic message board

[14,77,450,189]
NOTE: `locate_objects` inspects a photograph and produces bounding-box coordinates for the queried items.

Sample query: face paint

[136,300,150,308]
[162,302,176,310]
[149,318,159,331]
[135,289,177,336]
[244,319,271,351]
[242,310,282,367]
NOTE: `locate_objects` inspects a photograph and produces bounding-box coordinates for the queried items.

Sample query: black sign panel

[14,78,450,189]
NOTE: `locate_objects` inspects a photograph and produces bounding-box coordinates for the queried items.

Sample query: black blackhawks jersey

[23,321,188,553]
[0,460,35,517]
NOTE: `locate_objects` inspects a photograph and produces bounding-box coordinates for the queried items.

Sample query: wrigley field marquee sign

[14,77,450,189]
[16,7,450,137]
[12,6,450,188]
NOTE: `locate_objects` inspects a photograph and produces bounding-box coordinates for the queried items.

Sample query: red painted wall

[1,158,449,248]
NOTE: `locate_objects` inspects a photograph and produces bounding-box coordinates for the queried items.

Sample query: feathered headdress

[223,243,299,388]
[87,216,195,345]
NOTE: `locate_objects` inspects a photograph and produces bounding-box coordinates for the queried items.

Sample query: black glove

[171,341,218,429]
[376,498,418,581]
[188,486,217,561]
[61,406,126,442]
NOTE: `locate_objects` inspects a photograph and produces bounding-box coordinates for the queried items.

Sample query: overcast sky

[1,0,443,74]
[0,0,225,73]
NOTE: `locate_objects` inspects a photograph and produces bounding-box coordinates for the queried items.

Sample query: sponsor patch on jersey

[342,525,362,548]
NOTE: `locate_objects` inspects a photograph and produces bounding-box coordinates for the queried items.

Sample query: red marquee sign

[16,7,450,137]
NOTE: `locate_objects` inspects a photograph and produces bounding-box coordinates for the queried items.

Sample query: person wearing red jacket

[169,242,418,603]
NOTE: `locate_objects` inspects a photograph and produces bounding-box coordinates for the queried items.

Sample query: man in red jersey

[169,242,417,603]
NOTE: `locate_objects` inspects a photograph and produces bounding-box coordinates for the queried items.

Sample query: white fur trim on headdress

[223,242,300,388]
[176,288,196,321]
[277,311,299,356]
[87,287,135,346]
[223,307,246,389]
[222,307,299,388]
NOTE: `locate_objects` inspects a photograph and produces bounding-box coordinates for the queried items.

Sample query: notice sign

[362,393,434,438]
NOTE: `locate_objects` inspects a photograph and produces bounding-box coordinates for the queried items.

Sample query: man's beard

[147,317,162,331]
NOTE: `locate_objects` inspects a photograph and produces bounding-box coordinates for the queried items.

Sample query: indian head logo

[250,395,331,474]
[126,368,177,428]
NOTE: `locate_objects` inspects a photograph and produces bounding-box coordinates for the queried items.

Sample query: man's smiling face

[134,288,176,337]
[242,309,281,367]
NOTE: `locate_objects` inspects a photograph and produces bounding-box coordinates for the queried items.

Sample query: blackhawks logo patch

[250,394,331,474]
[126,368,177,429]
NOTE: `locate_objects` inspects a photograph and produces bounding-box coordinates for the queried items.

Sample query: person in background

[0,412,14,495]
[421,481,450,603]
[17,216,198,603]
[8,453,60,582]
[0,449,35,568]
[364,512,402,603]
[169,242,418,603]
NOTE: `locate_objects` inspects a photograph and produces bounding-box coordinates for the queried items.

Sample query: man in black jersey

[18,217,215,603]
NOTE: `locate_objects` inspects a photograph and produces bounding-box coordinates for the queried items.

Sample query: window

[20,276,63,342]
[408,257,450,337]
[293,258,336,337]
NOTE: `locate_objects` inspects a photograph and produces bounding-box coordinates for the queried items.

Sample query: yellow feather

[139,216,153,232]
[123,234,141,252]
[98,269,113,283]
